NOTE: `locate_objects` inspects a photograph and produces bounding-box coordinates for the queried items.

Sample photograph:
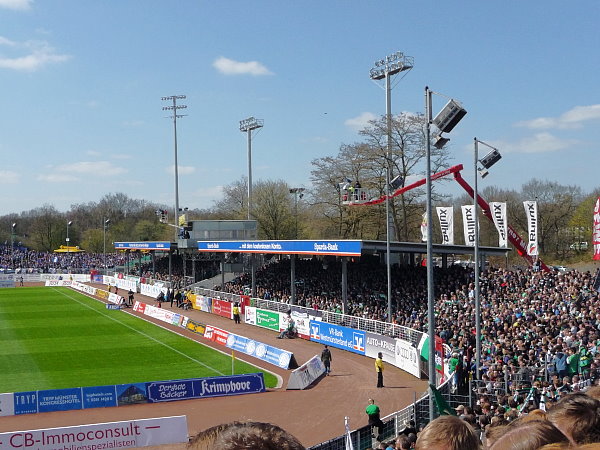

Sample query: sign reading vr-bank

[309,321,365,355]
[197,240,362,256]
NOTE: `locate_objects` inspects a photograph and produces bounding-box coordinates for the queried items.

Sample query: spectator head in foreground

[415,415,480,450]
[187,421,305,450]
[488,419,569,450]
[546,392,600,445]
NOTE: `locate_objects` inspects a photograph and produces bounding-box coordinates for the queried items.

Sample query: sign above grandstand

[114,241,171,250]
[197,240,362,256]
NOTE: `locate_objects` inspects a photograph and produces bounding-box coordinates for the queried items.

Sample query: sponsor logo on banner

[489,202,508,248]
[365,332,396,361]
[14,391,38,415]
[225,333,294,369]
[255,309,280,331]
[594,198,600,261]
[286,355,326,390]
[212,299,232,319]
[394,339,420,378]
[0,416,189,449]
[146,374,265,402]
[436,206,454,245]
[420,212,427,242]
[461,205,476,246]
[38,388,83,413]
[82,385,118,409]
[204,326,229,346]
[186,319,206,335]
[524,200,539,256]
[308,321,365,355]
[244,306,257,325]
[289,309,310,338]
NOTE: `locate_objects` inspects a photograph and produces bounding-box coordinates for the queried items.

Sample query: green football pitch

[0,287,278,392]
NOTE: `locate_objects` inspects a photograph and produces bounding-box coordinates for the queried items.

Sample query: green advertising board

[255,308,280,331]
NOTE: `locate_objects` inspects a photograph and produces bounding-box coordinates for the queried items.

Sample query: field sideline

[0,286,278,392]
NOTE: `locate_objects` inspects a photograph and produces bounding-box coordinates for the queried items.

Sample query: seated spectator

[546,392,600,445]
[187,420,304,449]
[415,415,480,450]
[488,420,569,450]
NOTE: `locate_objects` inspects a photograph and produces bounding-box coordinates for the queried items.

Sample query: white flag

[461,205,476,247]
[593,198,600,261]
[489,202,508,248]
[421,212,428,242]
[345,416,354,450]
[436,206,454,245]
[523,201,539,256]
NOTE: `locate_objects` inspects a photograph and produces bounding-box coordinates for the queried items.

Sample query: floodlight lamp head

[12,223,16,229]
[433,133,450,150]
[478,168,489,179]
[432,99,467,134]
[105,219,110,224]
[68,221,73,226]
[390,175,405,190]
[479,148,502,169]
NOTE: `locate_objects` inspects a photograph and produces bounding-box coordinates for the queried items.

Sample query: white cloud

[52,161,128,176]
[0,36,70,71]
[495,133,578,154]
[37,173,79,182]
[166,165,196,175]
[344,112,377,131]
[0,0,32,10]
[212,56,273,76]
[0,170,19,183]
[515,104,600,130]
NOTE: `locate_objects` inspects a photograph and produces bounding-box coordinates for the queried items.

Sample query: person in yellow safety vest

[233,303,241,324]
[375,352,384,388]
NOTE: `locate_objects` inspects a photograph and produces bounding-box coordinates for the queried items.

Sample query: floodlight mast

[473,138,502,381]
[162,95,187,241]
[369,51,413,324]
[239,117,264,299]
[239,117,264,221]
[425,86,467,421]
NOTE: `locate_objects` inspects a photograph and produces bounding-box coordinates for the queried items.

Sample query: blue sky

[1,0,599,214]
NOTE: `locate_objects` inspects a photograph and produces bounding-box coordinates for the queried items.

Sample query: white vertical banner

[523,200,539,256]
[594,197,600,261]
[420,212,428,242]
[436,206,454,245]
[489,202,508,248]
[461,205,476,246]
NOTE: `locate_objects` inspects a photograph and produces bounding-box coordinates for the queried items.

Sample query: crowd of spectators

[221,256,600,440]
[0,245,127,273]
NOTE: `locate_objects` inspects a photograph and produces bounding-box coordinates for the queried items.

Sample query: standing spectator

[375,352,385,388]
[321,345,332,375]
[233,303,241,324]
[554,347,568,379]
[366,398,385,445]
[567,347,580,377]
[127,289,134,307]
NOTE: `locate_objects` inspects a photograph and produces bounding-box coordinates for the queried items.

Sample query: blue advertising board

[309,321,366,355]
[114,241,171,250]
[14,391,37,415]
[37,388,83,413]
[197,240,362,256]
[225,334,293,369]
[146,374,265,403]
[82,385,118,409]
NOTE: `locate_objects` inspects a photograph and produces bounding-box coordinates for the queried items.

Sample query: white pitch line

[53,288,226,376]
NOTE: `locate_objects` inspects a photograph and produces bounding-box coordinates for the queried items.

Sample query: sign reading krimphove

[197,240,362,256]
[114,242,171,250]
